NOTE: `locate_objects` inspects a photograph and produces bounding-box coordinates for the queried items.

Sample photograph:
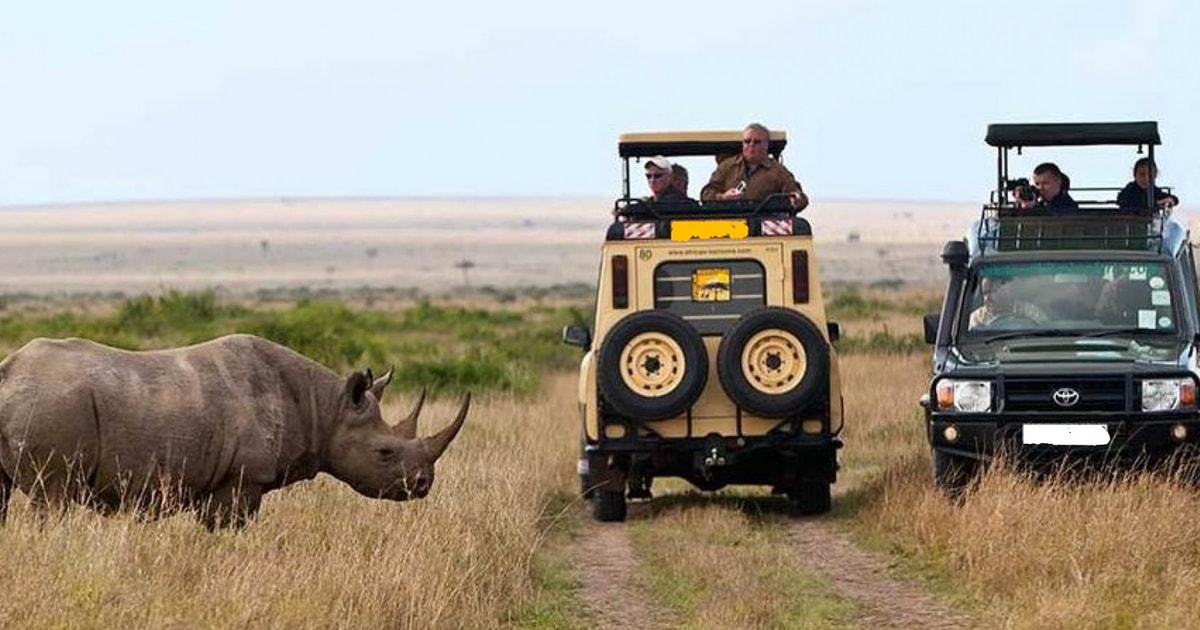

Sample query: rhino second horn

[394,387,427,439]
[423,393,471,461]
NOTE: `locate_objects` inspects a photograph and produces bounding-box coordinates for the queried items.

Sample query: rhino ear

[345,371,372,409]
[370,366,395,402]
[423,393,471,461]
[395,387,426,439]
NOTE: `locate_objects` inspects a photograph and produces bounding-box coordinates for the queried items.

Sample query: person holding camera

[1116,157,1179,211]
[700,123,808,210]
[1011,162,1078,214]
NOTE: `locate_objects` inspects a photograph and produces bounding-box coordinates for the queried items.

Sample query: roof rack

[974,207,1168,254]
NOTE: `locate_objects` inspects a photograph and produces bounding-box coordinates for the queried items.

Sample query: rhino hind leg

[198,482,263,531]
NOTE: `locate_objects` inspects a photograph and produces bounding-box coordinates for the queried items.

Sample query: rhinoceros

[0,334,469,528]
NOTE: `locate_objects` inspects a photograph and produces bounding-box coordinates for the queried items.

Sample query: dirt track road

[573,506,971,630]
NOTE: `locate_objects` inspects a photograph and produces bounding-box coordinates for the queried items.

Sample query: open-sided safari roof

[618,130,787,158]
[985,121,1160,148]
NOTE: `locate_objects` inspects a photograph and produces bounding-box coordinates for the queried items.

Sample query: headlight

[935,380,993,412]
[1141,378,1197,411]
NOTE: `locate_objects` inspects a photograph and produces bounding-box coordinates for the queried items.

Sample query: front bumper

[928,412,1200,463]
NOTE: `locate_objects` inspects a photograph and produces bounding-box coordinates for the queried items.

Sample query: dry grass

[627,500,857,629]
[0,376,580,629]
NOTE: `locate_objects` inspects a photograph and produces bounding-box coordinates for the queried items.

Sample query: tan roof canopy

[618,130,787,158]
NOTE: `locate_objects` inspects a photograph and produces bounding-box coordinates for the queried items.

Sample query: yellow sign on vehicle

[671,220,749,241]
[692,268,732,302]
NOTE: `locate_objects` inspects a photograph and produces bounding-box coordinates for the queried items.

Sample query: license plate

[1022,424,1111,446]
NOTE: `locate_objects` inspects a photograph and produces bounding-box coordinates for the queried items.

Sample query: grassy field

[3,286,1200,628]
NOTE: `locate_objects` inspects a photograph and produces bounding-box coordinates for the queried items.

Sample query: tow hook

[703,438,728,468]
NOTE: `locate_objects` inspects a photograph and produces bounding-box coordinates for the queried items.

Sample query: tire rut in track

[572,518,675,630]
[786,517,972,629]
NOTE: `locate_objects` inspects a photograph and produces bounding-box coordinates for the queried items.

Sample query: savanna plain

[2,198,1200,629]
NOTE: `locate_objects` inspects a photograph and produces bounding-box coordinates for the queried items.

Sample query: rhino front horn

[394,387,426,439]
[423,393,471,460]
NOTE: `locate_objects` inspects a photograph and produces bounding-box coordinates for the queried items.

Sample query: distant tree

[455,260,476,287]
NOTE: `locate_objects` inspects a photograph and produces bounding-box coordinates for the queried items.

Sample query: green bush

[0,291,583,396]
[238,300,388,369]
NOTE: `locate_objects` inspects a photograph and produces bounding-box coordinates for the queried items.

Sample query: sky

[1,0,1196,207]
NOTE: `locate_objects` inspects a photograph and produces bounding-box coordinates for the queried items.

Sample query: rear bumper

[583,434,842,490]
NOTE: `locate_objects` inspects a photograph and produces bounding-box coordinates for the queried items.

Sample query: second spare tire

[717,307,830,418]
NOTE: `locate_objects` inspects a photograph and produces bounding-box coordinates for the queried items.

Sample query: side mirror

[923,313,940,344]
[562,325,591,350]
[826,321,841,343]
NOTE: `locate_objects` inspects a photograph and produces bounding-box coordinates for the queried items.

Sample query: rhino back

[0,335,333,495]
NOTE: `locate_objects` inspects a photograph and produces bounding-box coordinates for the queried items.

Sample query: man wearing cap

[644,156,686,202]
[700,122,808,211]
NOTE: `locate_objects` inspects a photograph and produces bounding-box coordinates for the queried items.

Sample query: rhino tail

[423,393,470,461]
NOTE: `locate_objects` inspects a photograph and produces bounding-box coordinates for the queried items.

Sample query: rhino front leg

[199,481,263,530]
[0,468,11,524]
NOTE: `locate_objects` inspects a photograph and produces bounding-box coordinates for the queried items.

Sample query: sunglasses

[645,172,667,180]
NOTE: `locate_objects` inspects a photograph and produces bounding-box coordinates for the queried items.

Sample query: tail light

[791,250,809,304]
[612,255,629,309]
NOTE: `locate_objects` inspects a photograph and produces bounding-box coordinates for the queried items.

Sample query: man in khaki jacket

[700,123,808,211]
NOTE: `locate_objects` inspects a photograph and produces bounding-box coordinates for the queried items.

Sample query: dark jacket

[1037,191,1078,214]
[1117,181,1179,210]
[648,188,688,203]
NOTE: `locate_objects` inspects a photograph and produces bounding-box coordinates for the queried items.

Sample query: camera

[1005,177,1036,202]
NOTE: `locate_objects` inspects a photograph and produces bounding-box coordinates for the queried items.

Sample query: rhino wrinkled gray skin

[0,334,470,529]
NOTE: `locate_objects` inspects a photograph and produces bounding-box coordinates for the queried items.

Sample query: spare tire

[597,311,708,421]
[717,307,830,418]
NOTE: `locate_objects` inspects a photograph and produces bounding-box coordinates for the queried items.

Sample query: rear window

[654,260,766,335]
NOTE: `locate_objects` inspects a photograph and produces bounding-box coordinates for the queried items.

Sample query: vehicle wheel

[787,481,832,516]
[933,449,979,498]
[717,307,830,417]
[597,311,708,421]
[592,489,627,522]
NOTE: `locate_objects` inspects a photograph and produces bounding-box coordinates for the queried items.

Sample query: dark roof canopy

[618,130,787,158]
[985,121,1160,148]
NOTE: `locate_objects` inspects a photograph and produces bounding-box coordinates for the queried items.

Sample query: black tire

[933,449,979,498]
[788,481,832,516]
[597,311,708,421]
[717,307,830,417]
[592,489,627,522]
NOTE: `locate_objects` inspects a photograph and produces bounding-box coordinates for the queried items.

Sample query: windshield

[961,260,1179,338]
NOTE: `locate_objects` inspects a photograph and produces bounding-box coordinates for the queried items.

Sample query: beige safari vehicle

[562,130,845,522]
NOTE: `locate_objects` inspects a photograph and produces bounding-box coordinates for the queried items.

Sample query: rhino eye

[375,447,396,460]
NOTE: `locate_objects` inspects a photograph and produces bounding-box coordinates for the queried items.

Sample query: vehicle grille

[654,260,766,335]
[1003,376,1127,413]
